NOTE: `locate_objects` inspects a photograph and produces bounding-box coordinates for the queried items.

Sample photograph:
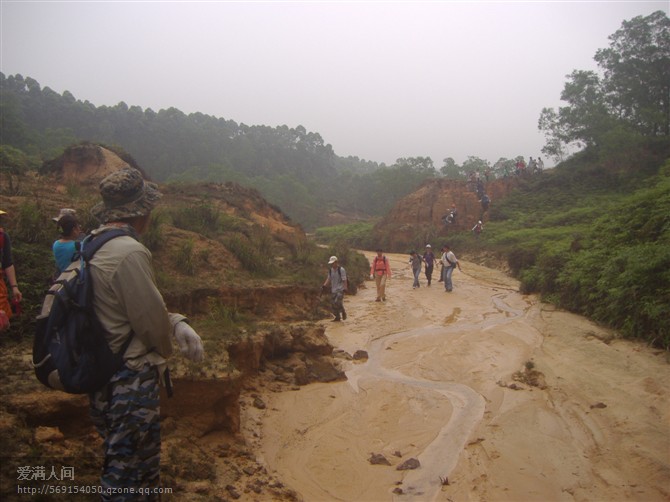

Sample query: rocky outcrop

[372,177,519,251]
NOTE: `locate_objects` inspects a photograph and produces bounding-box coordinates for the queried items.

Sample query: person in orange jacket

[370,248,392,302]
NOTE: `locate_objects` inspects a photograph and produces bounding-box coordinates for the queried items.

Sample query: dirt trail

[250,252,670,501]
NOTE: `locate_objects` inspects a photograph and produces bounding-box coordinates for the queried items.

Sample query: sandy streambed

[253,252,669,501]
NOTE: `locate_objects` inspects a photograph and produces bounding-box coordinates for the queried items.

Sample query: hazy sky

[1,1,667,167]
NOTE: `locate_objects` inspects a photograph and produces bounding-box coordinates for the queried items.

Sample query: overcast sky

[1,1,667,167]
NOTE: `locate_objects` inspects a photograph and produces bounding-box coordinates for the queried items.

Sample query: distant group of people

[322,242,464,323]
[510,156,544,177]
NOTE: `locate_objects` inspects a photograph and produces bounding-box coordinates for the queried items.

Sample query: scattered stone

[590,402,607,409]
[192,481,211,494]
[439,475,450,485]
[34,426,64,443]
[225,484,241,499]
[393,487,404,495]
[353,350,369,361]
[253,397,266,409]
[243,466,257,476]
[369,453,391,466]
[396,458,420,470]
[393,450,402,457]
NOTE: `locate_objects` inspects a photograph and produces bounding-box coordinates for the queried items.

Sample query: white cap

[52,208,77,222]
[425,244,431,248]
[328,256,338,264]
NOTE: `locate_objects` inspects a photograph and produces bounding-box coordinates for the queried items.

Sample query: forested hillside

[0,73,448,229]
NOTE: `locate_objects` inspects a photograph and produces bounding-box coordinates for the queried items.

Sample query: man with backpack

[323,255,348,321]
[441,244,462,292]
[85,167,205,499]
[370,248,392,301]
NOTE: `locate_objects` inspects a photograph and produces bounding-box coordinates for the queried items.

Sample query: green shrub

[13,201,51,244]
[175,239,196,276]
[141,211,164,251]
[314,221,376,249]
[224,233,275,276]
[170,202,220,235]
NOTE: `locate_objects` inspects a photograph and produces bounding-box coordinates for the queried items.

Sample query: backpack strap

[80,228,136,356]
[80,229,131,262]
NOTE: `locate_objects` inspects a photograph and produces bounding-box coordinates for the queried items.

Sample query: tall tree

[440,157,460,178]
[594,10,670,136]
[539,11,670,160]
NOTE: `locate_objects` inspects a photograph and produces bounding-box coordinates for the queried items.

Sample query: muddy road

[247,252,669,501]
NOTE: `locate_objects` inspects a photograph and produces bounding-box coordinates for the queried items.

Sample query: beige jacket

[89,226,185,372]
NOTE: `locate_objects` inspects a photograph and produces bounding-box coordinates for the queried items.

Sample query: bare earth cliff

[372,177,518,251]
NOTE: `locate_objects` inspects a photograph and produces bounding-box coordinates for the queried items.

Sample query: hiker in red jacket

[370,248,392,302]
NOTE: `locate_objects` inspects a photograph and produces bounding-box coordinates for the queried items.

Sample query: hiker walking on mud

[324,255,348,321]
[472,220,483,239]
[441,244,462,292]
[422,244,435,286]
[87,167,205,498]
[409,250,423,289]
[370,248,392,302]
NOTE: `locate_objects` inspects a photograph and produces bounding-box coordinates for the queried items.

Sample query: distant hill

[1,73,438,230]
[371,177,519,251]
[370,139,670,348]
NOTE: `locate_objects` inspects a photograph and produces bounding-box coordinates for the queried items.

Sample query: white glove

[174,322,205,362]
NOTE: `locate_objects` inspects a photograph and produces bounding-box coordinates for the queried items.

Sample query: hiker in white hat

[323,255,348,321]
[423,244,436,286]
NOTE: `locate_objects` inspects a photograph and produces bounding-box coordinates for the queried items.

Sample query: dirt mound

[41,143,138,186]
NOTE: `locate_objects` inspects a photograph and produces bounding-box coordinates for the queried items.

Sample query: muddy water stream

[256,252,670,502]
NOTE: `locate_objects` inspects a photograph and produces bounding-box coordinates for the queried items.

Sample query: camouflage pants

[89,364,161,501]
[331,290,345,318]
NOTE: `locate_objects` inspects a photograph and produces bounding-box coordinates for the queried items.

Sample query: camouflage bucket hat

[91,166,162,223]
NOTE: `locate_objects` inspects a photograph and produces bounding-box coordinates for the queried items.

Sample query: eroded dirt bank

[247,252,670,502]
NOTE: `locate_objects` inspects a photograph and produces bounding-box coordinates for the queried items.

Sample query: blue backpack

[33,229,133,393]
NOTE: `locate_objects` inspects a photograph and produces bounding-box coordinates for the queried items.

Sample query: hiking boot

[342,310,347,320]
[332,316,341,322]
[375,298,381,302]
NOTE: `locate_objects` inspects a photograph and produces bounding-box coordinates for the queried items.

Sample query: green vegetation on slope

[447,142,670,349]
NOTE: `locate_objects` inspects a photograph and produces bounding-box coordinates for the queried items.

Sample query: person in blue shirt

[52,209,82,273]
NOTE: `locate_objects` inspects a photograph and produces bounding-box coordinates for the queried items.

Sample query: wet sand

[251,252,670,501]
